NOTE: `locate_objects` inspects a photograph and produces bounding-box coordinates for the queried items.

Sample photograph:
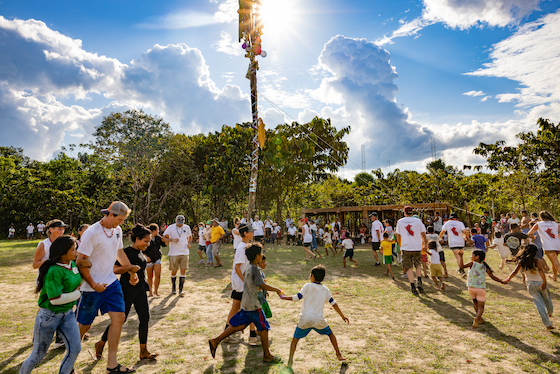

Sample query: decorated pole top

[238,0,267,59]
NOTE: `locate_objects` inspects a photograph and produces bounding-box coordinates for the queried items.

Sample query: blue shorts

[229,309,270,331]
[294,326,332,339]
[76,280,125,325]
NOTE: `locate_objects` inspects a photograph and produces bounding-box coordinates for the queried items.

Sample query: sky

[1,0,559,178]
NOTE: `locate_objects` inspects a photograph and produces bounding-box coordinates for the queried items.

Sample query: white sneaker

[198,259,205,264]
[248,336,260,346]
[179,290,185,297]
[400,274,408,278]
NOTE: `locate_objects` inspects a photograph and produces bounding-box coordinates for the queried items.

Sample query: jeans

[527,281,554,327]
[311,232,317,250]
[20,308,81,374]
[206,243,214,264]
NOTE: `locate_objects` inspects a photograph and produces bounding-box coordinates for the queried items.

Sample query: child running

[341,237,358,268]
[208,243,283,363]
[427,241,445,290]
[505,244,554,330]
[323,227,335,256]
[279,265,349,368]
[458,249,507,329]
[471,228,488,252]
[489,231,514,272]
[426,226,447,277]
[380,232,395,279]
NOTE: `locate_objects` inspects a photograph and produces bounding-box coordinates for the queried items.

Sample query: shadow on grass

[0,342,33,374]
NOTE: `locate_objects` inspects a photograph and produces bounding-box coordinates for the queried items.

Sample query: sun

[258,0,300,38]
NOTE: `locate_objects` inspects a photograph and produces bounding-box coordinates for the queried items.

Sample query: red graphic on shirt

[546,228,556,239]
[405,225,414,236]
[450,227,459,236]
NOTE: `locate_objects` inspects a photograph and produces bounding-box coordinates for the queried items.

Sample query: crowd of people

[15,202,560,372]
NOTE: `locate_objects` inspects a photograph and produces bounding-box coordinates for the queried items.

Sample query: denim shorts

[294,326,332,339]
[76,280,125,325]
[146,258,162,268]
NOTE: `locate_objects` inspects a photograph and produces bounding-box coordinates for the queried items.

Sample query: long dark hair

[539,211,556,222]
[36,236,76,294]
[472,250,493,274]
[512,244,538,271]
[131,224,151,243]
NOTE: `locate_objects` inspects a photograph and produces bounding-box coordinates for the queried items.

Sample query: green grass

[1,239,560,373]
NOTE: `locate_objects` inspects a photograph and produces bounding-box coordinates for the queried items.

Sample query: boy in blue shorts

[208,243,283,363]
[280,265,349,368]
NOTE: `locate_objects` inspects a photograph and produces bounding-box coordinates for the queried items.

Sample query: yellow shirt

[380,240,395,256]
[211,226,225,243]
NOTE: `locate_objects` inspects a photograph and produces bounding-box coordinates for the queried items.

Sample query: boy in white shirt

[489,231,514,272]
[341,238,358,268]
[280,265,349,368]
[287,224,297,246]
[427,241,445,290]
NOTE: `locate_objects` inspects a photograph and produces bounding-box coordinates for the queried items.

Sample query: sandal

[106,364,135,373]
[208,339,217,358]
[140,352,159,360]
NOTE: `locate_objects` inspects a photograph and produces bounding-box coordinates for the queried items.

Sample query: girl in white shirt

[527,211,560,281]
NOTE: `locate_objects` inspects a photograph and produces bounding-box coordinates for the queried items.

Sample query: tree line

[1,111,558,236]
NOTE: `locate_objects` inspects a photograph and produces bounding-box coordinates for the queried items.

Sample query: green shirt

[38,261,82,313]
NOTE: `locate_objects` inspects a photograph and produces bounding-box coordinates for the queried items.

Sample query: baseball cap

[206,220,212,225]
[450,212,459,219]
[239,223,255,235]
[176,215,185,223]
[46,219,68,229]
[101,201,131,216]
[212,218,220,224]
[403,206,413,213]
[369,212,378,217]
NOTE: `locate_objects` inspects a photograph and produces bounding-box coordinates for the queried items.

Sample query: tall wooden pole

[247,55,259,218]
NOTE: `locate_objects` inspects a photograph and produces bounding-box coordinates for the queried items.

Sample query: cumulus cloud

[466,10,560,107]
[213,31,243,56]
[377,0,543,45]
[0,17,251,160]
[463,90,485,97]
[136,10,218,30]
[214,0,238,23]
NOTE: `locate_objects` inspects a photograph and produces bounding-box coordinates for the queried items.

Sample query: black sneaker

[411,288,419,296]
[417,284,424,293]
[374,262,381,266]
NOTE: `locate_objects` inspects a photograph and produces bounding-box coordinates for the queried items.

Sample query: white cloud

[480,96,491,102]
[463,90,485,97]
[213,31,243,56]
[376,0,543,45]
[136,10,218,29]
[214,0,238,23]
[466,10,560,108]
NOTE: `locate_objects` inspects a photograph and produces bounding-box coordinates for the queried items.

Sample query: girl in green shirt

[20,236,82,374]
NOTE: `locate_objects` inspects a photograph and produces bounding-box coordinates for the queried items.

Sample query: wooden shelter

[301,203,451,237]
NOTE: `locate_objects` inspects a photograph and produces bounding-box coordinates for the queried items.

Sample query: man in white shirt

[396,206,427,295]
[285,215,294,231]
[240,211,253,225]
[163,215,193,296]
[253,215,265,243]
[26,223,34,240]
[439,212,469,277]
[433,212,443,234]
[76,201,136,373]
[37,221,45,239]
[370,213,383,266]
[287,224,297,245]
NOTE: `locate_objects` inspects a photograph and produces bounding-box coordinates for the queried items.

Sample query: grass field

[1,238,560,373]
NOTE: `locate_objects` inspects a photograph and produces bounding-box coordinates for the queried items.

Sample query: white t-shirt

[78,221,124,292]
[272,226,281,234]
[27,225,34,234]
[371,220,383,242]
[310,223,318,233]
[537,221,560,251]
[318,228,324,236]
[231,241,250,292]
[291,282,337,329]
[8,228,15,235]
[285,218,293,228]
[253,220,264,236]
[232,228,242,250]
[342,238,354,249]
[396,216,426,251]
[430,249,441,264]
[508,217,521,226]
[426,233,442,252]
[433,216,443,232]
[302,224,312,243]
[37,223,45,232]
[39,237,53,262]
[240,217,253,224]
[493,237,510,258]
[163,223,192,256]
[323,232,332,244]
[264,219,273,229]
[442,220,466,248]
[288,227,297,236]
[198,227,206,246]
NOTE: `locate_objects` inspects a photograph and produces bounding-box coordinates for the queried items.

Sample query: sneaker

[171,287,177,295]
[179,290,185,297]
[248,336,261,346]
[400,274,408,278]
[53,336,65,349]
[198,259,205,264]
[411,288,419,296]
[374,262,381,266]
[417,284,424,293]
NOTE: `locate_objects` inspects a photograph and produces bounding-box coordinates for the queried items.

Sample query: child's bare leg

[342,258,347,268]
[439,277,445,290]
[258,330,275,361]
[387,265,394,278]
[210,324,246,347]
[442,261,448,277]
[431,276,440,289]
[423,263,428,276]
[325,248,329,256]
[474,300,485,328]
[288,337,299,367]
[328,332,346,361]
[352,258,358,267]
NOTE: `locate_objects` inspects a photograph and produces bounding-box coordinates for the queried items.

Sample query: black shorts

[304,242,311,247]
[343,249,354,259]
[438,250,446,262]
[231,290,243,301]
[254,235,263,241]
[371,242,381,251]
[450,247,464,250]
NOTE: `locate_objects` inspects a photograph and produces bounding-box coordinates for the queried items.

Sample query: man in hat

[163,215,193,296]
[395,206,427,295]
[370,212,382,266]
[76,201,137,373]
[439,212,468,277]
[210,218,227,267]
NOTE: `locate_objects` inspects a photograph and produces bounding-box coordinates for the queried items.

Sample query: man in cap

[37,221,45,239]
[370,212,383,266]
[76,201,137,373]
[395,206,427,295]
[210,218,227,267]
[163,215,193,296]
[253,215,265,244]
[439,212,468,277]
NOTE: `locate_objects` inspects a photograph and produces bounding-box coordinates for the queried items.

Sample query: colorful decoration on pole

[238,0,266,215]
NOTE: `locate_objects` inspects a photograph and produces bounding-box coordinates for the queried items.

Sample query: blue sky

[1,0,559,176]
